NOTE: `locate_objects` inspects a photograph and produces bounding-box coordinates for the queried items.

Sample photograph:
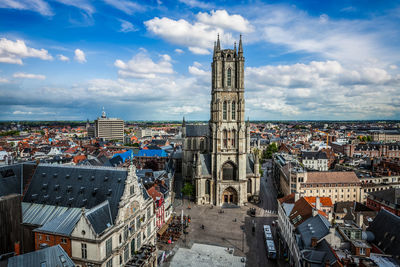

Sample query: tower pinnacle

[217,34,221,50]
[238,34,243,55]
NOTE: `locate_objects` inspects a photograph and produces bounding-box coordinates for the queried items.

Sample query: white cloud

[245,60,400,119]
[170,105,202,114]
[145,10,249,54]
[54,0,94,14]
[13,72,46,80]
[74,49,86,63]
[13,110,33,115]
[174,48,184,54]
[196,10,254,33]
[188,62,209,76]
[0,38,53,65]
[103,0,144,15]
[247,4,399,64]
[0,0,53,16]
[114,52,173,79]
[178,0,213,9]
[57,54,69,61]
[119,19,137,33]
[0,77,9,83]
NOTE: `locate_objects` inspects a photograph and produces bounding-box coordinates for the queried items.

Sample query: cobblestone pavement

[161,160,289,267]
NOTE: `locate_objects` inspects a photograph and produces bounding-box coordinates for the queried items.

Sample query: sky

[0,0,399,121]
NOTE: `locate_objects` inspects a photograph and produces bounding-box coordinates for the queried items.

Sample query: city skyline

[0,0,399,121]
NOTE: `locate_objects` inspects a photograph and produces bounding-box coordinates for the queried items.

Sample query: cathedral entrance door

[222,187,238,205]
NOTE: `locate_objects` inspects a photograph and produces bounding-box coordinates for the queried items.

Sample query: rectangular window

[124,245,129,263]
[130,238,135,256]
[81,243,87,259]
[147,225,151,238]
[136,216,141,229]
[106,258,112,267]
[106,238,112,257]
[124,225,128,241]
[46,235,50,241]
[61,238,67,244]
[39,234,42,240]
[147,207,151,220]
[137,233,141,250]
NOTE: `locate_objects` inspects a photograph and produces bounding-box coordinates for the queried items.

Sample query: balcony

[125,244,157,267]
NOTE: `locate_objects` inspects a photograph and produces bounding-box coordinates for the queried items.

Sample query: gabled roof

[7,245,74,267]
[367,209,400,262]
[23,164,127,223]
[302,151,328,160]
[186,124,209,137]
[368,188,400,205]
[22,203,80,226]
[246,154,255,174]
[200,154,211,176]
[34,208,81,236]
[304,197,333,207]
[85,200,113,235]
[296,214,330,249]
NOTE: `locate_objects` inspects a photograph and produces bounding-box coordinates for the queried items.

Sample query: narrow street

[245,160,288,267]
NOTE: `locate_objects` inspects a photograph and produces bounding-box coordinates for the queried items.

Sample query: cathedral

[182,35,260,206]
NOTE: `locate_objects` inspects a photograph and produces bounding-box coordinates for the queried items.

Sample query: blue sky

[0,0,399,121]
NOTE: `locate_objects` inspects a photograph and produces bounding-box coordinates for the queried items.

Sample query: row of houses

[277,194,400,266]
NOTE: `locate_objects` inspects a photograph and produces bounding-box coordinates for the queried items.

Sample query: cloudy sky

[0,0,399,121]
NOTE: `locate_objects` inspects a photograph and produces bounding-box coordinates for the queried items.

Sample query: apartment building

[301,151,328,171]
[302,172,361,203]
[95,110,124,141]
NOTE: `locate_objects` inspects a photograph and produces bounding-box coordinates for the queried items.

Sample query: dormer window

[227,68,232,86]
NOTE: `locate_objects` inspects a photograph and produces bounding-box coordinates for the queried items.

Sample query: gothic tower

[209,35,252,206]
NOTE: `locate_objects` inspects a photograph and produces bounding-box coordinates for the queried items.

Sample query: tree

[263,143,278,159]
[181,182,195,200]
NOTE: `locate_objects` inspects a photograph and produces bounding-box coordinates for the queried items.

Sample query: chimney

[295,192,300,202]
[316,196,321,210]
[356,213,363,228]
[311,237,318,248]
[14,241,20,256]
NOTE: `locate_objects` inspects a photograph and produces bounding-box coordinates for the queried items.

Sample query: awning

[157,217,173,236]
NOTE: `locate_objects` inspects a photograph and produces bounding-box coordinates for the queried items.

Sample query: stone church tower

[182,36,260,206]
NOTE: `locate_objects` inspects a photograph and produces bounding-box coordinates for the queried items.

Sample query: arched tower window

[223,101,227,120]
[223,130,227,148]
[222,162,237,181]
[232,101,236,120]
[227,68,232,86]
[231,129,236,147]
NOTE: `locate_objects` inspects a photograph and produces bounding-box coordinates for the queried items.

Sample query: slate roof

[296,214,330,249]
[302,151,328,160]
[23,164,127,222]
[22,203,80,226]
[302,239,338,266]
[85,200,113,235]
[7,244,74,267]
[246,154,255,174]
[186,124,209,137]
[34,208,81,236]
[368,188,400,205]
[367,209,400,262]
[0,164,22,197]
[200,154,212,176]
